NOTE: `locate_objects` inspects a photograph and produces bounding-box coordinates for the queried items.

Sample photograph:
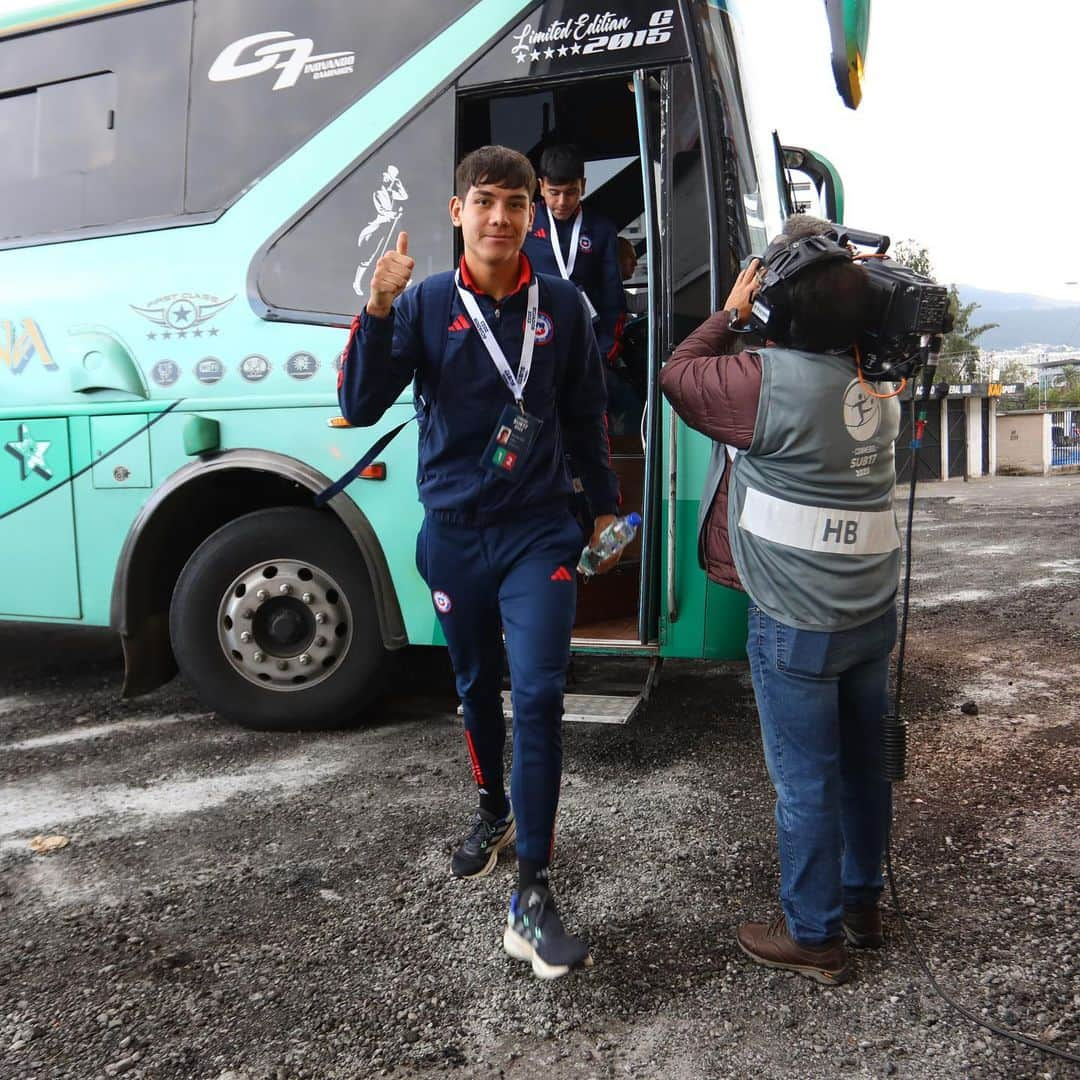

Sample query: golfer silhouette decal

[353,165,409,295]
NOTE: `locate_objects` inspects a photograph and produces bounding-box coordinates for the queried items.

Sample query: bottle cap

[626,512,642,527]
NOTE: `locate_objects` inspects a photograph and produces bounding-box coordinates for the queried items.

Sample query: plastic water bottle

[577,512,642,577]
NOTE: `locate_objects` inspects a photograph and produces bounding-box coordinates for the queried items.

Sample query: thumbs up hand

[367,231,415,318]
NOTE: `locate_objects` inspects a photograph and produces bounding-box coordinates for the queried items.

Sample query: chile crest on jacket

[532,311,554,345]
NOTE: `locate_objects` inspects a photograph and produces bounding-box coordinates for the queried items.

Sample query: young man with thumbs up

[338,145,619,980]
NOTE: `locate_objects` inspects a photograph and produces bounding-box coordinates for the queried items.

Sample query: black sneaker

[451,807,515,879]
[503,884,592,980]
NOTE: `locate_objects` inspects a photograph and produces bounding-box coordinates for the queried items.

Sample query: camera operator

[660,226,901,987]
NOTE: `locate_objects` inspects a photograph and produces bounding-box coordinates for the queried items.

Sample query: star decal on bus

[5,423,53,481]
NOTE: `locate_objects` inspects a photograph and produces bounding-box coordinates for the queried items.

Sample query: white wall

[996,412,1050,475]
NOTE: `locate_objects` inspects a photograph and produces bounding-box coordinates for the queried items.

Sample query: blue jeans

[746,603,897,945]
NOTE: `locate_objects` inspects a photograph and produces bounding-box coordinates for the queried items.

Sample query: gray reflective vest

[728,346,901,631]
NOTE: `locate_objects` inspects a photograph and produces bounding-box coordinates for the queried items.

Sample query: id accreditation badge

[480,404,543,479]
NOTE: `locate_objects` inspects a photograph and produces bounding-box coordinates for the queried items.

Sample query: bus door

[456,8,711,656]
[632,61,716,653]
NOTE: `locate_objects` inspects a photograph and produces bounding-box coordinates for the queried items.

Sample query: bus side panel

[69,414,159,626]
[702,579,749,659]
[0,416,81,619]
[659,413,748,661]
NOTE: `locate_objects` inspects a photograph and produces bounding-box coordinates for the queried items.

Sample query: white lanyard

[547,205,582,280]
[546,206,598,319]
[544,203,604,317]
[455,271,539,410]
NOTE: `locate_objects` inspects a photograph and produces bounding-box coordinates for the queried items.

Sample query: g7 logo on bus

[0,319,57,375]
[208,32,356,91]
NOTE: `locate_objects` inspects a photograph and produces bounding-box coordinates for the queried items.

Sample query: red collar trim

[458,253,532,298]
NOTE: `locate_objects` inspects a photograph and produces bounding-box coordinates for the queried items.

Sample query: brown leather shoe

[736,914,850,986]
[843,904,884,949]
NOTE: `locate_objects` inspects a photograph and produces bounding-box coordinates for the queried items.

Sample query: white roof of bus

[0,0,157,39]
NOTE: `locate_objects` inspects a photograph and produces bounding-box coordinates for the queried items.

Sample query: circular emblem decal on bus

[164,298,198,330]
[286,352,319,380]
[432,590,452,614]
[195,357,225,384]
[240,354,270,382]
[842,379,881,443]
[150,359,181,387]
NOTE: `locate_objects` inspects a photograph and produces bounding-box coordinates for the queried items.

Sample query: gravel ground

[1,475,1078,1080]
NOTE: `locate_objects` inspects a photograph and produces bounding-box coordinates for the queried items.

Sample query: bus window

[186,2,473,215]
[255,90,456,322]
[0,3,190,243]
[685,2,781,272]
[667,64,710,339]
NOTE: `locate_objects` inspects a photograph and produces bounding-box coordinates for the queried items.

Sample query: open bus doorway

[458,65,712,648]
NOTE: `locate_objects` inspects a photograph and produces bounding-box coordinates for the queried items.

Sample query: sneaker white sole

[454,819,517,880]
[502,926,593,980]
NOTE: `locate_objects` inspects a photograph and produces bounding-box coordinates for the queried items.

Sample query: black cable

[885,841,1080,1066]
[886,365,1080,1066]
[0,398,184,524]
[891,398,921,717]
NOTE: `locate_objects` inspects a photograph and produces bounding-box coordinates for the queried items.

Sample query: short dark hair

[539,144,585,185]
[455,145,535,200]
[788,260,872,351]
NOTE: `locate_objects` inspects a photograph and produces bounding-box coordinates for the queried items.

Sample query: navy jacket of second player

[522,204,626,361]
[338,254,619,523]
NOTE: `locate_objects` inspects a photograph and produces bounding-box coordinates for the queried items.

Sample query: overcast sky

[2,0,1076,301]
[742,0,1080,301]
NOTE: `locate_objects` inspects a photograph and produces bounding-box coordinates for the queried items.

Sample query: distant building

[1031,355,1080,391]
[977,347,1079,387]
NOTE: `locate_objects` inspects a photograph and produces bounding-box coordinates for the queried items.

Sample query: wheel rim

[217,557,354,693]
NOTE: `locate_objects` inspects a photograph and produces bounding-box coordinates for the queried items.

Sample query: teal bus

[0,0,864,728]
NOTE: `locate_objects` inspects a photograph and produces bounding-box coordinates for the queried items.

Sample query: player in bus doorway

[522,144,627,365]
[660,228,900,985]
[338,146,620,980]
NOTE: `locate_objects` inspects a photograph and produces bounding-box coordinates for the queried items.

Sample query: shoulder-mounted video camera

[743,227,953,381]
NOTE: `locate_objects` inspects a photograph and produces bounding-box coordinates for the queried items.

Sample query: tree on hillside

[889,242,998,381]
[891,241,933,278]
[943,285,999,381]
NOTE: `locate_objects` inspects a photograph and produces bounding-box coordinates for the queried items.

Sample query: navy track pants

[416,510,583,864]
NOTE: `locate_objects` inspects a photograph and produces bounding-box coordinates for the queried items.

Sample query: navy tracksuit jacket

[522,203,627,361]
[338,255,618,865]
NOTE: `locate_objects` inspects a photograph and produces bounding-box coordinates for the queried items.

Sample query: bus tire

[169,506,388,731]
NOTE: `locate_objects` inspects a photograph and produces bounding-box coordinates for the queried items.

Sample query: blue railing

[1051,444,1080,468]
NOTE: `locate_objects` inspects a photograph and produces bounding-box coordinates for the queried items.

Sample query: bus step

[563,692,642,725]
[456,660,661,726]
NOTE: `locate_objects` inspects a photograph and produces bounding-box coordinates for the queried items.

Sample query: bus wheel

[169,507,388,731]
